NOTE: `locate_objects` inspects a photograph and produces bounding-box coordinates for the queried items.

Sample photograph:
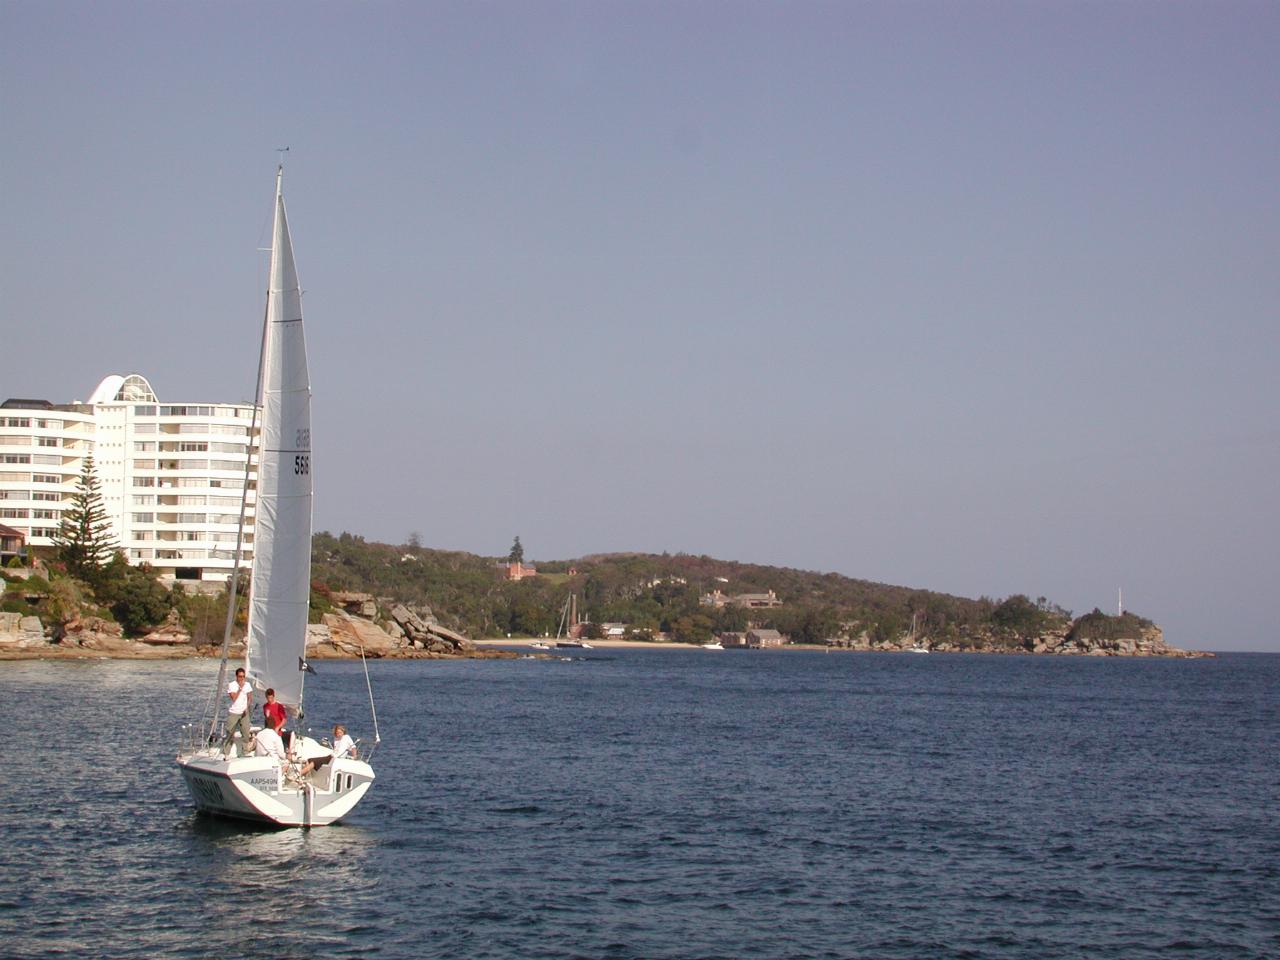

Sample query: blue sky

[3,2,1277,651]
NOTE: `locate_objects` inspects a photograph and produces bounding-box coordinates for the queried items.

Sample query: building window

[133,405,157,416]
[133,477,155,487]
[133,513,154,523]
[32,509,58,519]
[37,437,59,447]
[160,405,213,417]
[0,490,29,500]
[1,455,31,464]
[33,474,60,484]
[33,492,59,501]
[2,417,31,428]
[0,508,28,519]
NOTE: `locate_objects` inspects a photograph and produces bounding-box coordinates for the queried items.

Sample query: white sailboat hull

[176,737,374,827]
[177,754,374,827]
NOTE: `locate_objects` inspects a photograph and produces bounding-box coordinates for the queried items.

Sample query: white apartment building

[0,373,258,582]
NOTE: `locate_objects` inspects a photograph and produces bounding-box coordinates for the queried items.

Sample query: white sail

[246,168,313,709]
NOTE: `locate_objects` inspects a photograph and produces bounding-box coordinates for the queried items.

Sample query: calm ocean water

[0,649,1276,959]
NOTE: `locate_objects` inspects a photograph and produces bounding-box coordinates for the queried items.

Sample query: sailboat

[554,593,593,648]
[906,613,930,653]
[175,167,376,827]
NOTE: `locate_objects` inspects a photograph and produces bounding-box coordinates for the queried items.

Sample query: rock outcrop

[140,609,191,646]
[0,611,47,648]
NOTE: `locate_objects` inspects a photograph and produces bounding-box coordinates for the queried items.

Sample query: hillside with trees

[309,531,1122,652]
[5,516,1189,657]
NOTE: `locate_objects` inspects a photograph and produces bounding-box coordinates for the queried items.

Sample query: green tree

[96,560,171,636]
[52,454,116,583]
[508,536,524,564]
[992,594,1058,638]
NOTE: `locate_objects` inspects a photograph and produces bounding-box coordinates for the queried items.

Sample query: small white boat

[528,640,551,650]
[701,641,724,650]
[556,639,593,649]
[175,167,377,827]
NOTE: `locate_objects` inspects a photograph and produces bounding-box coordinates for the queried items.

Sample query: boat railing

[178,721,221,758]
[353,737,378,765]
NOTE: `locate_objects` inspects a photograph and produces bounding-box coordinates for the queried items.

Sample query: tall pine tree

[54,453,117,581]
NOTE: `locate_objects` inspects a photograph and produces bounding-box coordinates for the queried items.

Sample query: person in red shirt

[262,688,292,749]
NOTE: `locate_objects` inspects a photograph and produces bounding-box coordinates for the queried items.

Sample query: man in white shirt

[222,667,253,759]
[253,725,289,763]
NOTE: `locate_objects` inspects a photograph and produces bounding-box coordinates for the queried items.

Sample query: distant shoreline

[1,637,1224,661]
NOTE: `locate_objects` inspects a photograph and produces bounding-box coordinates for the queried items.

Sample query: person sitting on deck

[252,724,289,764]
[298,724,357,778]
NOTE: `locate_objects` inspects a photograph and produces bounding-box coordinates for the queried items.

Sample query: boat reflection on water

[186,815,381,919]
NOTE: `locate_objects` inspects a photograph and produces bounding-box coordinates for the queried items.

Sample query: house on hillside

[700,589,783,609]
[499,560,538,581]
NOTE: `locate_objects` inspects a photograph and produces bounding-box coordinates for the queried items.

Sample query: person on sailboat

[262,688,292,749]
[223,667,254,758]
[298,724,357,777]
[252,724,289,764]
[332,724,356,760]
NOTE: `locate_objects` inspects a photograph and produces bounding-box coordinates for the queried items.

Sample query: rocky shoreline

[3,607,1212,661]
[830,622,1212,658]
[0,592,520,662]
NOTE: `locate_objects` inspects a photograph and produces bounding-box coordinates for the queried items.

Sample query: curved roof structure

[87,374,157,404]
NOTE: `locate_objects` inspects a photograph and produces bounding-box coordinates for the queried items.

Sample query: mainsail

[246,168,313,709]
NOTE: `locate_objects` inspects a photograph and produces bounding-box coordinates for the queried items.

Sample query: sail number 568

[294,428,311,475]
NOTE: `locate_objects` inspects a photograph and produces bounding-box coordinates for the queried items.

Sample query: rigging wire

[358,638,381,746]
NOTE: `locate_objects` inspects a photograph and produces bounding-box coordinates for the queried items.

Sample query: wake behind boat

[175,167,376,827]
